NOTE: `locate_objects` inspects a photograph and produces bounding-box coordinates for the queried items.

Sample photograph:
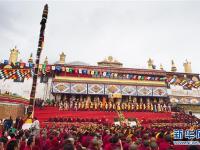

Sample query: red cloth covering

[81,135,93,148]
[104,142,121,150]
[32,137,41,150]
[23,146,32,150]
[131,136,137,142]
[156,138,165,146]
[50,137,60,150]
[32,145,40,150]
[159,141,172,150]
[139,146,150,150]
[19,141,26,150]
[44,139,52,149]
[173,145,187,150]
[122,142,130,150]
[102,134,111,148]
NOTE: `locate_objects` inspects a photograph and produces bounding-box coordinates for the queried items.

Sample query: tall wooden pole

[29,4,48,107]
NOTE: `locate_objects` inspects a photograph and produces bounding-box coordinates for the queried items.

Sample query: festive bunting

[106,72,111,77]
[25,63,29,67]
[69,68,73,73]
[114,73,118,78]
[20,63,25,68]
[46,66,51,72]
[0,69,32,80]
[0,64,199,89]
[29,63,34,68]
[39,64,43,69]
[42,64,46,74]
[74,69,78,74]
[62,67,65,72]
[87,70,90,75]
[15,62,20,66]
[91,70,95,75]
[65,67,69,72]
[194,81,200,88]
[4,60,9,65]
[147,76,151,80]
[169,77,176,84]
[55,66,62,72]
[94,70,98,75]
[82,70,87,74]
[51,66,55,70]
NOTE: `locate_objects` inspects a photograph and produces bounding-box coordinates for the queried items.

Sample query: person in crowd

[24,136,35,150]
[4,116,13,131]
[0,115,199,150]
[6,140,19,150]
[30,117,40,137]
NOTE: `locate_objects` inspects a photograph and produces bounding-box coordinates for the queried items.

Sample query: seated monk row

[58,100,171,112]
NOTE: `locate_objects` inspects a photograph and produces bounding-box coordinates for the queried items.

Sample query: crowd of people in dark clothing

[2,117,24,131]
[141,112,200,126]
[0,112,199,150]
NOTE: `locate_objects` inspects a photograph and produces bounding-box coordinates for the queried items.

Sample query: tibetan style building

[0,48,200,113]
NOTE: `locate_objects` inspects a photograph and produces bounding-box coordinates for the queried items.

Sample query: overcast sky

[0,0,200,73]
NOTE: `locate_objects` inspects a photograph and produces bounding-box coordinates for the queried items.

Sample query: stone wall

[0,102,25,119]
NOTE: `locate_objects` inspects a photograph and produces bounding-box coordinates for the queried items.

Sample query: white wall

[168,85,200,97]
[0,77,53,100]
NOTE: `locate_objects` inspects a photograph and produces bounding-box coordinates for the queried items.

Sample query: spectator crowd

[0,112,199,150]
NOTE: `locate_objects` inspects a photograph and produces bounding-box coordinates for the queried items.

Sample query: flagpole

[28,4,48,117]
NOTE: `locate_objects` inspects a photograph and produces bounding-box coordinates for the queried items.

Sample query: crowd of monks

[57,97,172,112]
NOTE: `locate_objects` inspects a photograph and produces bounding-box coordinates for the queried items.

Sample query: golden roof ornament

[9,46,20,65]
[183,59,192,73]
[171,60,177,72]
[147,58,153,69]
[59,52,66,64]
[97,56,123,67]
[28,53,33,64]
[108,56,113,62]
[44,56,48,64]
[160,64,164,70]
